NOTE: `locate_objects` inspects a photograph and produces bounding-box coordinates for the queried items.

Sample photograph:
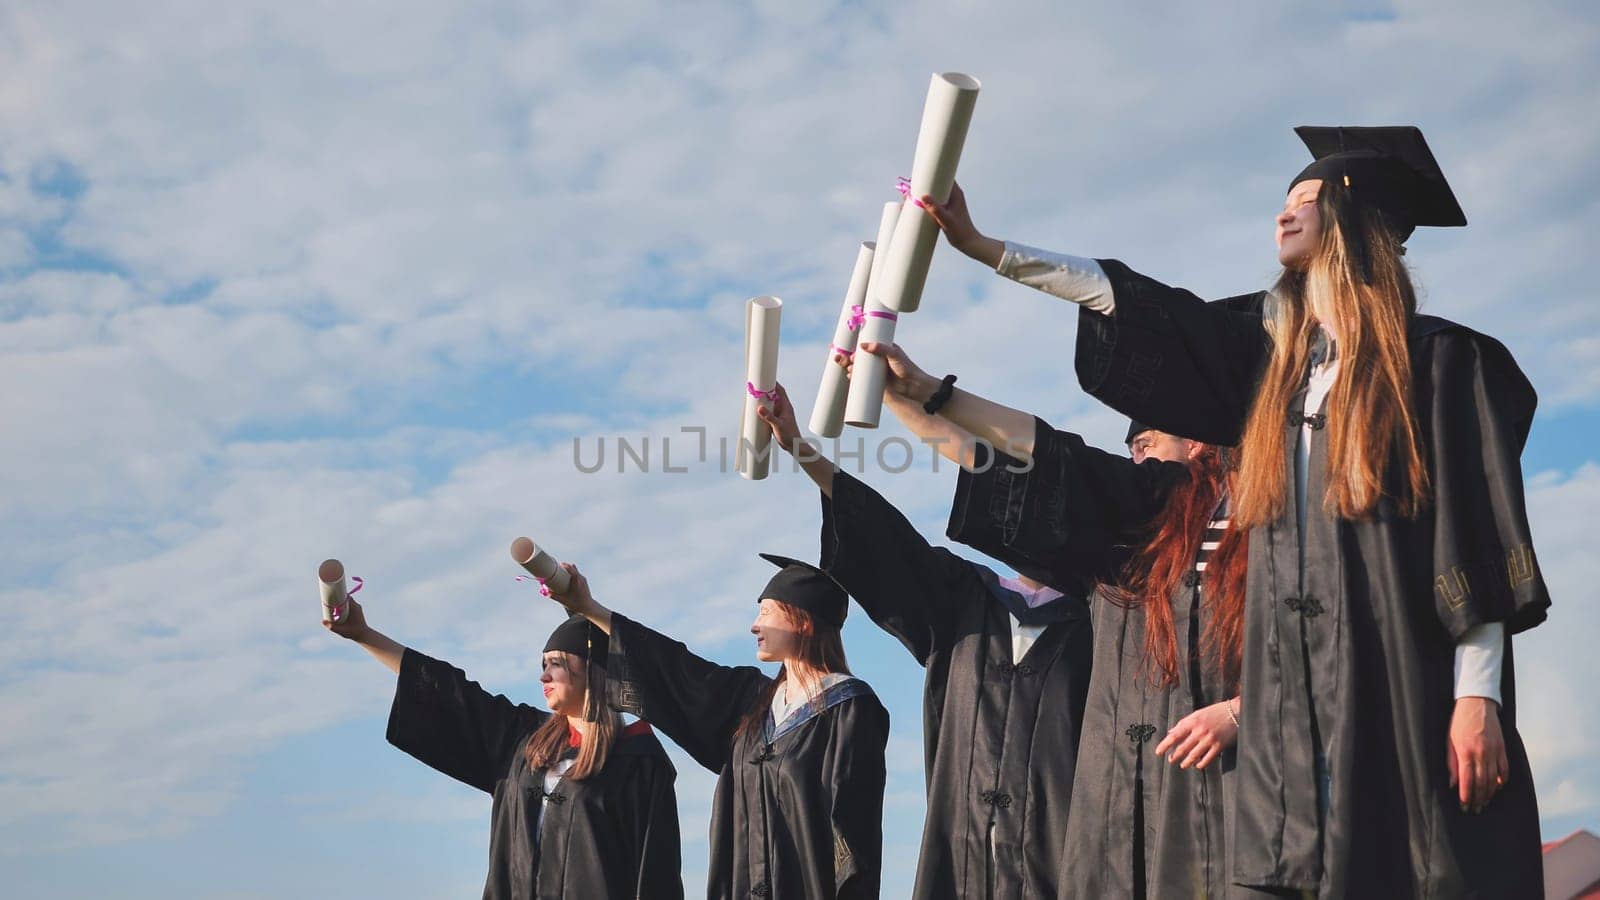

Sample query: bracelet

[1226,698,1240,728]
[923,374,958,415]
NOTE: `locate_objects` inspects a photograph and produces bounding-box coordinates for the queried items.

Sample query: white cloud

[0,0,1596,893]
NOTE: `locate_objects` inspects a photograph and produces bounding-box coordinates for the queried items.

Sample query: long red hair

[1113,445,1247,692]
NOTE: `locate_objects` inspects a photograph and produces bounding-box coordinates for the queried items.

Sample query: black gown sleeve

[820,469,985,665]
[1414,327,1551,637]
[1074,259,1268,446]
[604,613,771,773]
[830,693,890,900]
[945,416,1188,586]
[629,752,684,900]
[385,647,547,794]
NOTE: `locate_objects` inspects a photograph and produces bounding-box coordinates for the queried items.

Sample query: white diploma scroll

[318,558,349,623]
[808,241,877,438]
[737,295,783,480]
[510,536,572,596]
[875,72,981,314]
[843,202,906,429]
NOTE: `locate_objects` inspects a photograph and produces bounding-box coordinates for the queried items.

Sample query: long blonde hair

[1231,179,1431,528]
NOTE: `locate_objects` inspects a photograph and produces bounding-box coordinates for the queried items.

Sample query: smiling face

[751,599,807,663]
[539,651,588,717]
[1277,178,1324,269]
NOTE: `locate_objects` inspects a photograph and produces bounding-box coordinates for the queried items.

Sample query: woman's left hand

[1448,696,1508,814]
[1155,698,1239,770]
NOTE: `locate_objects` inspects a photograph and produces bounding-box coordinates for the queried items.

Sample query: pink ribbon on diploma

[516,575,552,598]
[846,304,866,331]
[330,576,363,623]
[896,177,926,209]
[746,382,779,403]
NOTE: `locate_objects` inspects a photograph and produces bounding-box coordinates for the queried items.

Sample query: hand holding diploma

[540,562,614,636]
[510,536,572,597]
[319,563,405,674]
[838,341,940,405]
[919,182,1005,269]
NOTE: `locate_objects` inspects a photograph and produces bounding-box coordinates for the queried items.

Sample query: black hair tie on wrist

[924,374,958,415]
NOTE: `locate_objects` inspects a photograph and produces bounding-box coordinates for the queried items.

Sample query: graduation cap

[757,552,849,630]
[1125,420,1155,446]
[544,614,611,721]
[1288,125,1466,245]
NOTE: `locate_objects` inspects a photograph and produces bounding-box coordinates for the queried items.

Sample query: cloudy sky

[2,0,1596,896]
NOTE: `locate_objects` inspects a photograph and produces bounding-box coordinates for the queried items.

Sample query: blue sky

[2,1,1597,896]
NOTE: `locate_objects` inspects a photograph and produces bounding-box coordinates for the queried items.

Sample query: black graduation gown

[946,417,1239,899]
[1072,259,1551,898]
[385,647,685,900]
[604,613,889,900]
[819,469,1093,899]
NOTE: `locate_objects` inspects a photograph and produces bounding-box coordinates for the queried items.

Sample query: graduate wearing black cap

[777,348,1247,900]
[326,601,682,900]
[917,127,1548,897]
[544,555,888,900]
[757,379,1104,900]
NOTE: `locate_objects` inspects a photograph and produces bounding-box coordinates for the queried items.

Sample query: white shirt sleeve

[1454,622,1505,706]
[995,241,1116,314]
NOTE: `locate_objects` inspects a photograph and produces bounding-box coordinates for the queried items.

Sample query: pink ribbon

[868,309,897,323]
[831,345,854,359]
[846,304,865,331]
[330,576,363,623]
[896,176,926,209]
[746,382,778,403]
[516,574,552,598]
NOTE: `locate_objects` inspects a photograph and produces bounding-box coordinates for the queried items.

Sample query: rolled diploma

[808,241,877,438]
[842,201,906,429]
[876,72,981,314]
[318,558,348,622]
[737,295,783,480]
[510,536,571,595]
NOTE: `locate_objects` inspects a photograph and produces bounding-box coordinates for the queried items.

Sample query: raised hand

[754,382,804,453]
[920,182,1004,268]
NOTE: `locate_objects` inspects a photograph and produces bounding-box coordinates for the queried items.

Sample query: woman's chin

[754,648,780,663]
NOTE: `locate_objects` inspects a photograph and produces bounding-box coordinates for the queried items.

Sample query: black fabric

[945,419,1241,899]
[756,553,849,629]
[605,614,888,900]
[385,648,683,900]
[824,469,1093,900]
[947,416,1188,591]
[545,614,609,659]
[1290,125,1467,239]
[1073,262,1549,897]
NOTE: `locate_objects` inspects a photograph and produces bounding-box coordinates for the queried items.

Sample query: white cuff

[995,241,1115,314]
[1453,622,1505,706]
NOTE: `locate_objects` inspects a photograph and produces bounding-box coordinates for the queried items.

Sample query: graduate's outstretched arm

[920,181,1005,269]
[846,341,1036,462]
[324,597,406,675]
[756,382,836,496]
[542,563,613,635]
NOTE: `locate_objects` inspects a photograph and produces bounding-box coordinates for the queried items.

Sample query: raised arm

[542,566,768,773]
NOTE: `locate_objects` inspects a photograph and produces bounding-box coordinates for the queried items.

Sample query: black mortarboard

[1125,421,1155,446]
[1288,125,1466,244]
[543,614,610,721]
[757,553,849,630]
